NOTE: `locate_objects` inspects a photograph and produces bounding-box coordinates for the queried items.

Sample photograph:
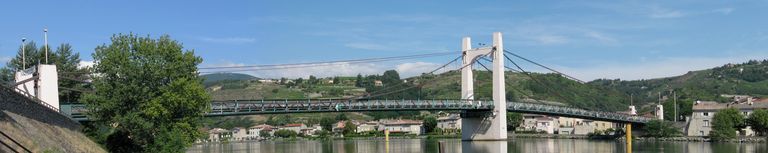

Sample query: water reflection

[187,138,768,153]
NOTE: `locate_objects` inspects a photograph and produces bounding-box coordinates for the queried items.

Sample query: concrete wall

[1,85,103,152]
[1,85,80,131]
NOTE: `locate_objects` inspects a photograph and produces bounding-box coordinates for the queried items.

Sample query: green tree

[507,112,523,131]
[333,77,340,84]
[83,34,210,152]
[51,43,88,103]
[355,74,363,87]
[295,77,304,85]
[280,77,287,85]
[320,117,336,131]
[343,121,357,135]
[423,116,438,134]
[336,113,348,121]
[273,129,297,138]
[382,70,400,85]
[642,120,681,137]
[0,68,12,85]
[259,131,271,138]
[308,75,318,85]
[710,108,745,141]
[747,109,768,136]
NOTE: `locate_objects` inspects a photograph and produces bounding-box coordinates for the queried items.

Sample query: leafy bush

[273,129,297,138]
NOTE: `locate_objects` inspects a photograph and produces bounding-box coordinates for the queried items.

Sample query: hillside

[588,59,768,118]
[201,73,258,86]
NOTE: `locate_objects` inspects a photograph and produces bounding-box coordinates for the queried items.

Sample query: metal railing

[0,130,32,153]
[507,102,651,123]
[1,84,60,113]
[208,99,494,116]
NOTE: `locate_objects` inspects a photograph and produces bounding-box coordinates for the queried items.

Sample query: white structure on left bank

[14,64,60,110]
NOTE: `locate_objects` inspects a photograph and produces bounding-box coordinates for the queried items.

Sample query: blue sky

[2,0,767,80]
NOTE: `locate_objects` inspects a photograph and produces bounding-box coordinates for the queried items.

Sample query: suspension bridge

[12,32,654,143]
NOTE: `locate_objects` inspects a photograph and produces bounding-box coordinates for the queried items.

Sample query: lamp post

[21,37,26,69]
[44,28,49,64]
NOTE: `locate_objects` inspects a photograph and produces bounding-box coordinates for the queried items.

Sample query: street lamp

[21,37,26,69]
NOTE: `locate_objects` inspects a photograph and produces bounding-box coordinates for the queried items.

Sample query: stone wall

[0,85,80,131]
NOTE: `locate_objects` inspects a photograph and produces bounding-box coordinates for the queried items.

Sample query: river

[187,138,767,153]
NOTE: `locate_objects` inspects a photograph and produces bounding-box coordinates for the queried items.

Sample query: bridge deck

[60,99,651,124]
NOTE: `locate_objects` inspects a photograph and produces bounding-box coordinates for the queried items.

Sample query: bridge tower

[461,32,507,140]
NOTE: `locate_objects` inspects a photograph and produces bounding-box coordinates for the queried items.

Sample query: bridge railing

[208,99,494,115]
[507,102,651,123]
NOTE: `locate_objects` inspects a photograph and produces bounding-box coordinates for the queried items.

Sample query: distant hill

[588,59,768,117]
[201,73,258,85]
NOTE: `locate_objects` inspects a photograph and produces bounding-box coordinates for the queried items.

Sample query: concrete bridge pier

[460,32,508,141]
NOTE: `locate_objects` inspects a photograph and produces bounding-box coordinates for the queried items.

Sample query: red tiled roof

[284,123,305,127]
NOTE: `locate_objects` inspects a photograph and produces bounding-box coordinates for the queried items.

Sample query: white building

[247,124,274,139]
[357,121,380,133]
[231,127,248,141]
[535,116,555,134]
[519,115,617,135]
[282,123,307,134]
[208,128,231,142]
[437,114,462,130]
[382,119,423,135]
[686,100,768,136]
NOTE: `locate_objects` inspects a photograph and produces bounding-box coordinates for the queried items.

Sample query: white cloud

[713,8,734,15]
[78,61,95,69]
[198,37,256,44]
[395,62,441,77]
[554,54,768,81]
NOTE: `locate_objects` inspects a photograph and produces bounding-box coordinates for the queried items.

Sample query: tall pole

[44,27,49,64]
[21,37,26,69]
[673,91,677,122]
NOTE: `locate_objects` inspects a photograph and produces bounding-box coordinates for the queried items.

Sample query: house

[686,100,768,136]
[437,114,462,131]
[382,119,423,135]
[520,114,544,131]
[556,117,579,135]
[374,80,383,86]
[258,79,276,83]
[208,128,231,142]
[333,121,347,133]
[247,124,274,139]
[282,123,307,133]
[231,127,248,141]
[519,115,617,135]
[357,121,380,133]
[534,116,556,134]
[573,119,615,135]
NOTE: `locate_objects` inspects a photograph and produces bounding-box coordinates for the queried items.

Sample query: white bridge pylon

[461,32,508,141]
